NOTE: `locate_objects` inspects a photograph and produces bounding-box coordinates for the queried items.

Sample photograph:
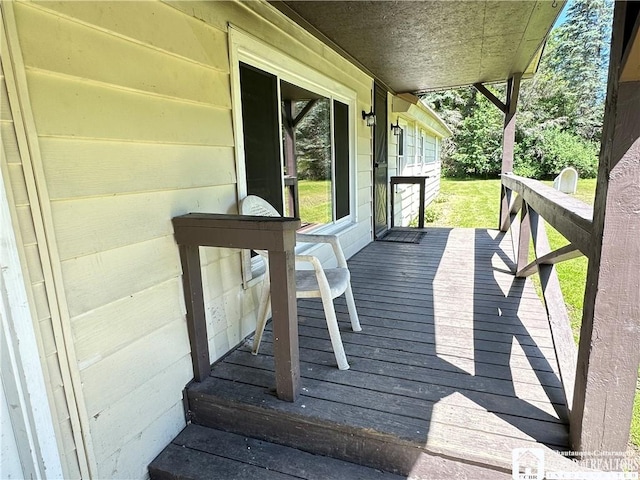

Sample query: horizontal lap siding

[13,1,374,478]
[1,50,82,478]
[14,1,236,476]
[389,114,443,227]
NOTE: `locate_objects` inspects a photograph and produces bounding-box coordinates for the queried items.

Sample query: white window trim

[1,159,63,479]
[228,26,359,285]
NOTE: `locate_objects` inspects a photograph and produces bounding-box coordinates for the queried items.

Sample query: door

[373,82,388,238]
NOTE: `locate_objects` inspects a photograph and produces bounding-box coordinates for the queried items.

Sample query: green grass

[425,177,639,450]
[297,180,332,225]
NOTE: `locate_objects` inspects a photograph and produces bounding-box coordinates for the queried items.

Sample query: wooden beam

[529,209,577,415]
[515,201,531,273]
[473,83,506,112]
[516,243,582,278]
[571,0,640,453]
[501,74,521,174]
[507,195,523,262]
[501,174,593,256]
[292,99,318,128]
[283,101,297,217]
[499,74,522,231]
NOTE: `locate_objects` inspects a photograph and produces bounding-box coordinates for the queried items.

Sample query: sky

[554,0,572,28]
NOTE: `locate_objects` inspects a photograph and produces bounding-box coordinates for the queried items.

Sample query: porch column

[499,74,521,231]
[571,1,640,453]
[474,75,522,231]
[283,100,297,217]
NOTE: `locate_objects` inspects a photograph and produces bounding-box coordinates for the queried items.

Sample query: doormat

[377,229,425,244]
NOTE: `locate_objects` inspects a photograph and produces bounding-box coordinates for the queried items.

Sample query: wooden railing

[172,213,301,401]
[500,173,594,411]
[390,175,430,229]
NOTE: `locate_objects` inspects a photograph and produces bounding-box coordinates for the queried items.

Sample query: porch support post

[499,73,521,231]
[571,1,640,452]
[173,214,301,401]
[515,201,531,273]
[283,100,297,217]
[268,250,300,402]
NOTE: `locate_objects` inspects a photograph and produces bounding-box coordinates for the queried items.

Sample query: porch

[151,226,586,477]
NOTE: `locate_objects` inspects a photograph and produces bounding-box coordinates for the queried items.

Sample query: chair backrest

[240,195,281,260]
[553,167,578,194]
[241,195,281,218]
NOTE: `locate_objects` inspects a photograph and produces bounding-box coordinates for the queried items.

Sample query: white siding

[389,108,445,228]
[8,0,375,477]
[0,33,80,478]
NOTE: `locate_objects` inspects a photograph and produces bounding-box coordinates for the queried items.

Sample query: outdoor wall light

[362,109,376,127]
[390,121,402,136]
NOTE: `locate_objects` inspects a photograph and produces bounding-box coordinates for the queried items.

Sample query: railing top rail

[172,213,300,251]
[501,173,594,257]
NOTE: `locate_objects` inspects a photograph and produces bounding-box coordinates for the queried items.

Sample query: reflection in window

[281,80,350,230]
[292,98,332,228]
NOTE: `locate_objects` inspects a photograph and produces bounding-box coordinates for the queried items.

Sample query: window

[239,64,352,231]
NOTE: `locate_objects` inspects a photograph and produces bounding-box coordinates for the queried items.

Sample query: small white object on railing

[553,167,578,194]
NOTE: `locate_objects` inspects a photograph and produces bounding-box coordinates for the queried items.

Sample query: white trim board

[1,139,63,479]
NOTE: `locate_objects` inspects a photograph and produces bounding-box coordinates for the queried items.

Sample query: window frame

[229,27,359,284]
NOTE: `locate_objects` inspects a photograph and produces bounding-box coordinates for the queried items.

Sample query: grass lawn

[426,177,639,451]
[297,180,332,225]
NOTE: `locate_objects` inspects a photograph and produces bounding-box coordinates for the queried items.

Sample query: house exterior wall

[3,1,374,478]
[388,98,447,228]
[1,23,83,477]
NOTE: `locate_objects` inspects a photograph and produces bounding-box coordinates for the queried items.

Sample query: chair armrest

[296,233,348,268]
[295,254,332,298]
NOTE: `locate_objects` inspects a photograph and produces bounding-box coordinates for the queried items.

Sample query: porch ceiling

[274,1,565,93]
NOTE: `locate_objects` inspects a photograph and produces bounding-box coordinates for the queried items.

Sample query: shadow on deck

[154,227,583,478]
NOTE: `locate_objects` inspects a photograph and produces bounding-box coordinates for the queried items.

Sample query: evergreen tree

[422,0,613,179]
[294,99,331,180]
[531,0,613,141]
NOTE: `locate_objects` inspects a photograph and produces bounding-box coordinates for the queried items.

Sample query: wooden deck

[165,228,589,477]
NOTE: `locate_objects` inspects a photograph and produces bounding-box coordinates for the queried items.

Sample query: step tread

[149,424,404,480]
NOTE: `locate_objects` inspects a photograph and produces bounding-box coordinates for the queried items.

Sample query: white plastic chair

[553,167,578,194]
[240,195,361,370]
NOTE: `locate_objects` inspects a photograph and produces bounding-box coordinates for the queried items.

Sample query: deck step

[186,377,511,479]
[149,424,404,480]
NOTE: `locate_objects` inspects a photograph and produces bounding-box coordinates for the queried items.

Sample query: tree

[293,99,331,180]
[524,0,613,142]
[422,0,613,179]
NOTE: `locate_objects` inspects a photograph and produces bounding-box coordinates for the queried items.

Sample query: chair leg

[320,295,350,370]
[252,276,271,355]
[344,284,362,332]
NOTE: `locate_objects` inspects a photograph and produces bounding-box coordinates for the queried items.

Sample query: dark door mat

[377,229,425,244]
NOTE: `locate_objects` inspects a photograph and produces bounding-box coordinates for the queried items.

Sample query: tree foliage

[423,0,613,179]
[293,99,331,181]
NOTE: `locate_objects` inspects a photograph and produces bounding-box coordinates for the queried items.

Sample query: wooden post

[173,214,301,401]
[268,250,300,401]
[418,178,426,229]
[571,1,640,452]
[283,100,297,217]
[178,245,210,382]
[499,74,521,231]
[528,208,577,414]
[515,201,531,272]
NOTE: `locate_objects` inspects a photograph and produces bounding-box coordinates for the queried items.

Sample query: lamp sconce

[362,109,376,127]
[390,121,402,136]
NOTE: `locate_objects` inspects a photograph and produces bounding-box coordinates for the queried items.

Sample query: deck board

[196,227,577,473]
